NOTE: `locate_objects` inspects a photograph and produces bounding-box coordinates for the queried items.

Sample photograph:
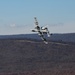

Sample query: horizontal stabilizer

[32,30,37,32]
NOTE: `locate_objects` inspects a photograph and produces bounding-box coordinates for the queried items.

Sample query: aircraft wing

[34,17,39,26]
[38,31,48,44]
[34,17,41,30]
[41,36,48,44]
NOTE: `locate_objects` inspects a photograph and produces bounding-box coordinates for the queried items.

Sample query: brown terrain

[0,39,75,75]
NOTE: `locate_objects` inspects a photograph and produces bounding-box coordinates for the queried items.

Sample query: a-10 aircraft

[32,17,52,44]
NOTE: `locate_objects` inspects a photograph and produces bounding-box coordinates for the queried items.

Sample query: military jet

[32,17,51,44]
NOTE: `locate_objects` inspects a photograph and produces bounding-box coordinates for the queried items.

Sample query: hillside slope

[0,33,75,43]
[0,39,75,75]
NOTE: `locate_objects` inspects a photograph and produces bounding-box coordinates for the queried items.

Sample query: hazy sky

[0,0,75,35]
